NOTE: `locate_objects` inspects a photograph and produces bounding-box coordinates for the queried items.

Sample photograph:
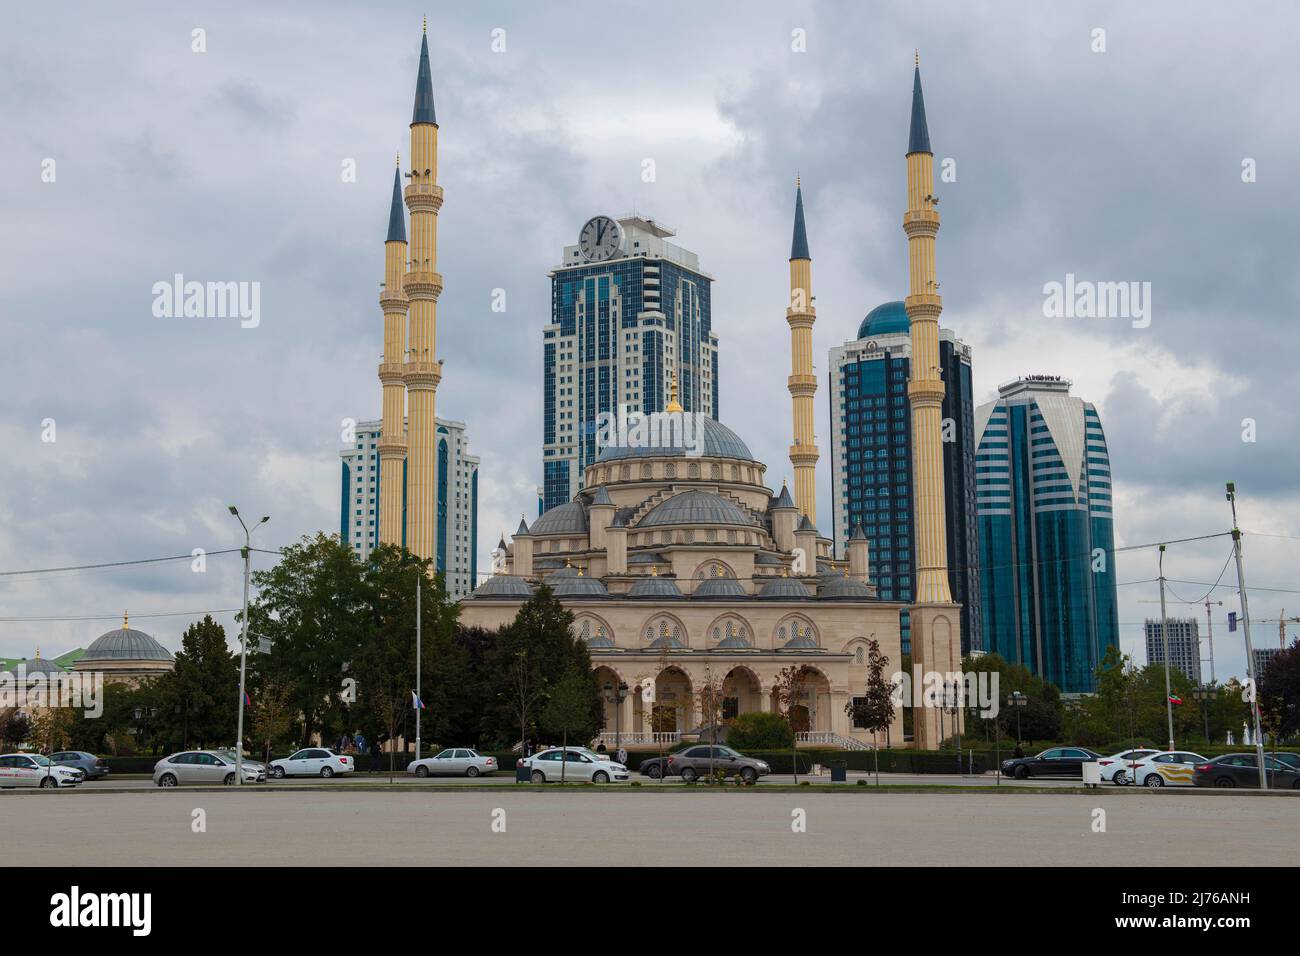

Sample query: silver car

[407,748,498,778]
[153,750,264,787]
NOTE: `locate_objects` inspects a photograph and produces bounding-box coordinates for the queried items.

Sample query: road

[6,788,1296,866]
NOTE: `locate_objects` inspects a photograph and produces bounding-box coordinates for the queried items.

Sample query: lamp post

[1191,686,1213,745]
[603,681,628,753]
[1226,481,1268,789]
[1007,691,1027,745]
[228,505,269,787]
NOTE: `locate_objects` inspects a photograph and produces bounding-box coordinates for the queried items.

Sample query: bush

[726,712,794,750]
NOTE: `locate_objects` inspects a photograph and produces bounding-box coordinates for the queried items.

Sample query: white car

[1096,748,1159,785]
[0,753,82,788]
[408,748,498,777]
[517,747,629,783]
[269,748,355,779]
[1131,750,1208,788]
[153,750,264,786]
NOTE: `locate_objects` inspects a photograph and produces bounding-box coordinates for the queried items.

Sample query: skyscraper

[828,301,980,653]
[974,375,1119,693]
[341,417,479,597]
[542,215,718,510]
[1145,618,1202,685]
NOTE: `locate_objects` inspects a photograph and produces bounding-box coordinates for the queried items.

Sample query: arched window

[573,615,614,648]
[694,560,735,580]
[775,615,819,649]
[709,615,751,649]
[643,615,685,649]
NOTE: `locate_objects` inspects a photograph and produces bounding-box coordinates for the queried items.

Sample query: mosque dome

[529,501,588,536]
[691,577,747,599]
[627,576,684,599]
[595,417,754,463]
[471,575,535,599]
[551,574,610,599]
[757,578,813,600]
[818,575,874,600]
[2,655,66,676]
[638,491,756,529]
[80,625,173,663]
[856,300,910,340]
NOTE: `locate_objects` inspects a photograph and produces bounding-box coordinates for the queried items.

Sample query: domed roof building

[1,651,67,677]
[72,613,175,684]
[856,300,911,339]
[461,384,901,749]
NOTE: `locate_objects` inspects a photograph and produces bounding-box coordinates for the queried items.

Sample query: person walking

[1013,742,1025,760]
[369,738,383,774]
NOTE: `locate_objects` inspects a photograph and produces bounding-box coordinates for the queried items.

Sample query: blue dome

[596,417,754,463]
[638,491,756,529]
[856,300,910,339]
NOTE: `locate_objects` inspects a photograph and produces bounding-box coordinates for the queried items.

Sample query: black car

[1000,746,1102,779]
[1269,752,1300,772]
[50,750,108,781]
[639,755,674,779]
[1191,753,1300,789]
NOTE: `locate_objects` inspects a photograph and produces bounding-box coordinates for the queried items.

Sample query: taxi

[0,752,83,788]
[1130,750,1207,788]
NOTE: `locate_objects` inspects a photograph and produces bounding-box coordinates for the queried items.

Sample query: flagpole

[1159,545,1175,752]
[415,572,422,763]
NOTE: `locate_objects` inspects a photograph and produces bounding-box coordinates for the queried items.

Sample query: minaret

[377,156,409,547]
[786,178,819,524]
[402,19,443,561]
[904,52,962,749]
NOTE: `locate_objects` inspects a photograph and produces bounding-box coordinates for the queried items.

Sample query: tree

[845,639,898,783]
[1259,641,1300,740]
[772,664,816,783]
[483,585,600,750]
[0,709,31,750]
[246,532,370,747]
[726,711,793,750]
[541,669,598,783]
[153,615,239,749]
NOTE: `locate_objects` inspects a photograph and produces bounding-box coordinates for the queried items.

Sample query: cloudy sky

[2,1,1297,683]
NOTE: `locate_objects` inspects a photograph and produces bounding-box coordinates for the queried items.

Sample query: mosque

[456,52,965,750]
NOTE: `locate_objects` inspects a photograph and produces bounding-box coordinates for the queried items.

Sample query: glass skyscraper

[543,216,718,511]
[828,301,980,654]
[974,376,1118,692]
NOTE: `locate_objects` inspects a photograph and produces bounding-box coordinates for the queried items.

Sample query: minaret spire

[786,178,819,525]
[402,22,445,562]
[377,150,411,548]
[903,54,961,749]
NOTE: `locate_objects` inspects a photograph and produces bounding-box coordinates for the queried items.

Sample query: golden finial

[423,15,427,34]
[34,646,40,659]
[782,567,790,578]
[564,558,572,568]
[123,610,129,630]
[796,173,801,189]
[665,371,683,413]
[915,49,920,67]
[578,566,584,577]
[396,151,401,167]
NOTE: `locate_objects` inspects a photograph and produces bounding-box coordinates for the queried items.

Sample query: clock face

[579,215,622,262]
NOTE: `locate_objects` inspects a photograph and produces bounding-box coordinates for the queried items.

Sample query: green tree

[246,533,369,747]
[1259,642,1300,740]
[772,664,816,783]
[845,639,898,781]
[541,669,599,783]
[153,615,239,749]
[726,711,793,750]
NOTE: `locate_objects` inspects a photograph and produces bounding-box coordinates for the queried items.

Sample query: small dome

[757,578,812,600]
[471,575,534,599]
[552,575,610,599]
[819,575,873,600]
[81,627,173,663]
[755,552,784,566]
[2,656,66,676]
[856,300,910,340]
[530,501,588,536]
[692,577,747,599]
[596,417,754,463]
[627,576,684,599]
[638,491,756,529]
[546,566,581,581]
[628,551,669,565]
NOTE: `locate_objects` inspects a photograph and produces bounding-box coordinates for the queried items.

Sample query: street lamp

[228,505,269,787]
[603,681,629,753]
[1191,686,1214,745]
[1006,691,1027,745]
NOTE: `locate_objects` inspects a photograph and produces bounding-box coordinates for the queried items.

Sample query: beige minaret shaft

[786,180,818,525]
[905,60,952,604]
[402,27,442,561]
[377,159,408,547]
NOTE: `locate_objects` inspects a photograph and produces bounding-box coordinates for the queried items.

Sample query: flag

[411,691,426,710]
[1168,693,1183,705]
[243,690,252,707]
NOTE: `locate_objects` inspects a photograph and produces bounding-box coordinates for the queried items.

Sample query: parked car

[1000,747,1102,779]
[50,750,109,781]
[0,752,83,788]
[666,745,770,783]
[639,755,671,779]
[268,748,354,779]
[1192,753,1300,789]
[517,747,629,783]
[1128,750,1208,788]
[1096,749,1158,785]
[408,748,497,777]
[1269,752,1300,772]
[153,750,264,787]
